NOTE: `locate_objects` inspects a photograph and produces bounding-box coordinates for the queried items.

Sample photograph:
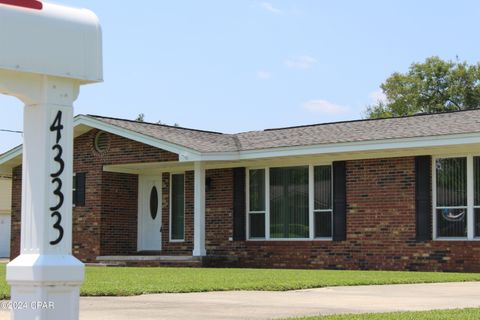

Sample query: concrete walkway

[1,282,480,319]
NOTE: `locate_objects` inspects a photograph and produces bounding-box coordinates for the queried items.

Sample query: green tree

[134,113,180,127]
[365,56,480,118]
[135,113,145,122]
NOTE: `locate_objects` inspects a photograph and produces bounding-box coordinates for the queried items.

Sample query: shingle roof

[89,115,239,152]
[89,109,480,153]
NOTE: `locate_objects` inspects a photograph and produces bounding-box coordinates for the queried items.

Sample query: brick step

[95,255,202,267]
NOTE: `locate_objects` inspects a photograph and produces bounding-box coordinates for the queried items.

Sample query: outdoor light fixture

[206,177,212,192]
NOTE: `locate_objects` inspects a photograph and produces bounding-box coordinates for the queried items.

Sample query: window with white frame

[434,156,480,239]
[248,169,266,238]
[314,166,333,238]
[247,165,333,240]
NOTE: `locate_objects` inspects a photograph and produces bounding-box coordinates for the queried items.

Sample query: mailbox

[1,1,103,319]
[0,0,102,83]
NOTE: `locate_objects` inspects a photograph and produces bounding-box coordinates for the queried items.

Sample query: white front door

[138,176,162,251]
[0,214,11,257]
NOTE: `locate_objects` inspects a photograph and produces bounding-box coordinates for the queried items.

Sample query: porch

[95,255,203,267]
[99,160,224,262]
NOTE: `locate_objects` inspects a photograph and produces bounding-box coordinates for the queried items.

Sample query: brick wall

[9,166,21,259]
[205,158,480,272]
[10,136,480,271]
[205,169,237,256]
[100,172,138,256]
[11,129,178,262]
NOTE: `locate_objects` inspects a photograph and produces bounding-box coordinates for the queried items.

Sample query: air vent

[94,131,110,153]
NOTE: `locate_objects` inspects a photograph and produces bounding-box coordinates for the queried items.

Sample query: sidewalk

[1,282,480,320]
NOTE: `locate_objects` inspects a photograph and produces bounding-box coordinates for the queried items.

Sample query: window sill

[246,239,333,245]
[434,237,480,241]
[169,239,185,243]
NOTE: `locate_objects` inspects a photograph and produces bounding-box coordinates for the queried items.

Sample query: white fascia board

[74,115,202,161]
[0,145,23,170]
[0,145,22,163]
[198,132,480,161]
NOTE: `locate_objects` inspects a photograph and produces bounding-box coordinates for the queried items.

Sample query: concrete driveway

[1,282,480,320]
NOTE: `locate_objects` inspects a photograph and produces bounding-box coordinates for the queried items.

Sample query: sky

[0,0,479,153]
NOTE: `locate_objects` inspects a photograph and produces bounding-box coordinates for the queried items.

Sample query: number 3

[49,212,64,246]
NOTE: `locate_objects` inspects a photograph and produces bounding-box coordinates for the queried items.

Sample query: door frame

[137,175,163,251]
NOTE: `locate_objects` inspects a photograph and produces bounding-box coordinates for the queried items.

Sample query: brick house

[1,110,480,271]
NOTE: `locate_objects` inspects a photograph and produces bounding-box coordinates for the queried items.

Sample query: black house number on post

[49,110,65,245]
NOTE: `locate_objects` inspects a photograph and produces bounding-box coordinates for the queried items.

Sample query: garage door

[0,214,10,257]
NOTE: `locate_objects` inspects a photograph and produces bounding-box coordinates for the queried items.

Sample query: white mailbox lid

[0,1,103,83]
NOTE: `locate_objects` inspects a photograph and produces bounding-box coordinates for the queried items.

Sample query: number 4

[50,111,63,144]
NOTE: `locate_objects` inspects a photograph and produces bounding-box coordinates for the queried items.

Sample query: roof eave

[0,145,22,174]
[2,119,480,170]
[75,115,203,161]
[199,132,480,161]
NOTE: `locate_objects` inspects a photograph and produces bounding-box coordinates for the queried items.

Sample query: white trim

[0,145,22,164]
[193,162,206,256]
[435,237,479,241]
[169,172,185,242]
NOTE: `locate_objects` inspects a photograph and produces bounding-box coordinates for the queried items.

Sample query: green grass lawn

[1,263,480,299]
[292,308,480,320]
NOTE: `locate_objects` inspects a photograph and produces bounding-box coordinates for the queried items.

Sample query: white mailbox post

[0,1,102,319]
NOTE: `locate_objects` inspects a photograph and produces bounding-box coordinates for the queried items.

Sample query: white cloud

[285,55,317,70]
[304,100,350,115]
[261,2,281,14]
[257,70,271,80]
[369,89,388,105]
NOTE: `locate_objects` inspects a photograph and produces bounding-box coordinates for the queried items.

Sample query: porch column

[193,161,206,256]
[5,75,84,320]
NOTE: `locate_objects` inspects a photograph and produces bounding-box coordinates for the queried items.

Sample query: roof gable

[88,115,238,153]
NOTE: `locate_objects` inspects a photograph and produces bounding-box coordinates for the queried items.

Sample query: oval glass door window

[150,186,159,220]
